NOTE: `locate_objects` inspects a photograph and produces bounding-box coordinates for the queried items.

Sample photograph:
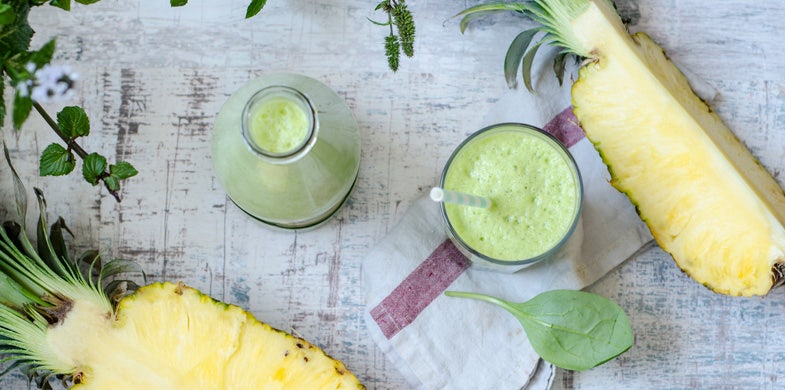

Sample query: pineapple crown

[455,0,617,91]
[0,144,146,388]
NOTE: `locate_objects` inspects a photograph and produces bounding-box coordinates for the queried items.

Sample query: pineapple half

[458,0,785,296]
[0,163,363,388]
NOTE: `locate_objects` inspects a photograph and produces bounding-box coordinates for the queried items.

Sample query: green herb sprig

[1,0,264,201]
[371,0,416,72]
[445,289,633,371]
[171,0,267,19]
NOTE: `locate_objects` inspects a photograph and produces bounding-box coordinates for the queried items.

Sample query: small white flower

[28,64,79,103]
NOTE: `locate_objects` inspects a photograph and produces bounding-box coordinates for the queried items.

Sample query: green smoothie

[247,96,310,154]
[443,125,581,261]
[212,75,361,230]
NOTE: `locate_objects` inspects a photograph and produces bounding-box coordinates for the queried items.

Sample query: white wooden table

[2,0,785,388]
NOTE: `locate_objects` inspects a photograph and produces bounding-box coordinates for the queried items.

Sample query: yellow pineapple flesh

[567,1,785,296]
[47,282,364,389]
[459,0,785,296]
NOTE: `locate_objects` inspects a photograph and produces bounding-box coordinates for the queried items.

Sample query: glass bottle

[211,73,361,230]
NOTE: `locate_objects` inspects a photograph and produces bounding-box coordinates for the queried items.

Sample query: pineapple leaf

[453,2,529,34]
[521,40,545,92]
[457,0,608,89]
[0,77,5,127]
[3,143,27,225]
[99,258,147,287]
[48,217,73,263]
[504,28,539,89]
[34,189,79,283]
[553,50,569,85]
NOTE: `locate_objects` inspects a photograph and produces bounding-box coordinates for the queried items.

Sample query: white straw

[430,187,491,209]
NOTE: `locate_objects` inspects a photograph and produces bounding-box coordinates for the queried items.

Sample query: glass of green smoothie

[438,123,583,272]
[211,73,361,230]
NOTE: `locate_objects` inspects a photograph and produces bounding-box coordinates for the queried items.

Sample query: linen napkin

[363,63,716,389]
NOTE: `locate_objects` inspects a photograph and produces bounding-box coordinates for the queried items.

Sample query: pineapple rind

[53,282,363,389]
[569,1,785,296]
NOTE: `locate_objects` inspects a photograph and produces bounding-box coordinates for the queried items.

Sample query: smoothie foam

[443,127,580,261]
[248,96,310,154]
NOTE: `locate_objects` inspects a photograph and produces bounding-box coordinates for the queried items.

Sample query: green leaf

[12,93,32,129]
[39,143,76,176]
[454,2,528,34]
[367,17,392,27]
[170,0,188,6]
[103,175,120,191]
[27,39,56,68]
[82,153,107,185]
[521,40,545,92]
[504,29,539,89]
[0,78,6,126]
[99,258,147,285]
[3,142,27,224]
[553,50,569,86]
[0,4,15,25]
[374,0,390,11]
[48,217,73,263]
[246,0,266,18]
[0,2,33,56]
[445,289,633,371]
[75,0,102,4]
[109,161,138,180]
[49,0,71,11]
[57,106,91,138]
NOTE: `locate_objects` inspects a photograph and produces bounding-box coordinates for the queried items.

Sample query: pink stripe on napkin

[542,107,585,148]
[370,240,470,339]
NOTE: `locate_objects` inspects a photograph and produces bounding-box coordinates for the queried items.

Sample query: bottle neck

[241,85,318,164]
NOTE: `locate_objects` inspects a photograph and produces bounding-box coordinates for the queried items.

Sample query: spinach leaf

[445,289,633,371]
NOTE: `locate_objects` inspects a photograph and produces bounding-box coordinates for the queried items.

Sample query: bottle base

[230,174,358,232]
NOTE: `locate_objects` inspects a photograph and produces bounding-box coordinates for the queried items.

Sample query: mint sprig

[36,104,137,202]
[1,1,265,204]
[445,289,633,371]
[170,0,266,18]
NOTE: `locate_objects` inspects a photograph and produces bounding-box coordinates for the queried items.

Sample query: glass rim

[241,85,319,163]
[438,122,584,266]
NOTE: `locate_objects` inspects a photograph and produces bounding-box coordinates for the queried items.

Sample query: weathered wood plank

[2,0,785,389]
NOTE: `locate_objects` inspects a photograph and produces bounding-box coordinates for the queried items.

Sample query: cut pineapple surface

[47,282,363,389]
[567,1,785,296]
[458,0,785,295]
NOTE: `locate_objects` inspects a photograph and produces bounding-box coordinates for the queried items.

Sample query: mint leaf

[40,143,76,176]
[246,0,267,18]
[0,5,15,25]
[103,175,120,192]
[0,2,33,56]
[75,0,102,4]
[82,153,107,185]
[27,39,56,68]
[12,93,32,129]
[170,0,188,6]
[49,0,71,11]
[109,161,138,180]
[57,106,90,138]
[445,290,633,371]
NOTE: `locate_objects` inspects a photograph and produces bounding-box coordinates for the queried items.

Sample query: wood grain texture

[2,0,785,389]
